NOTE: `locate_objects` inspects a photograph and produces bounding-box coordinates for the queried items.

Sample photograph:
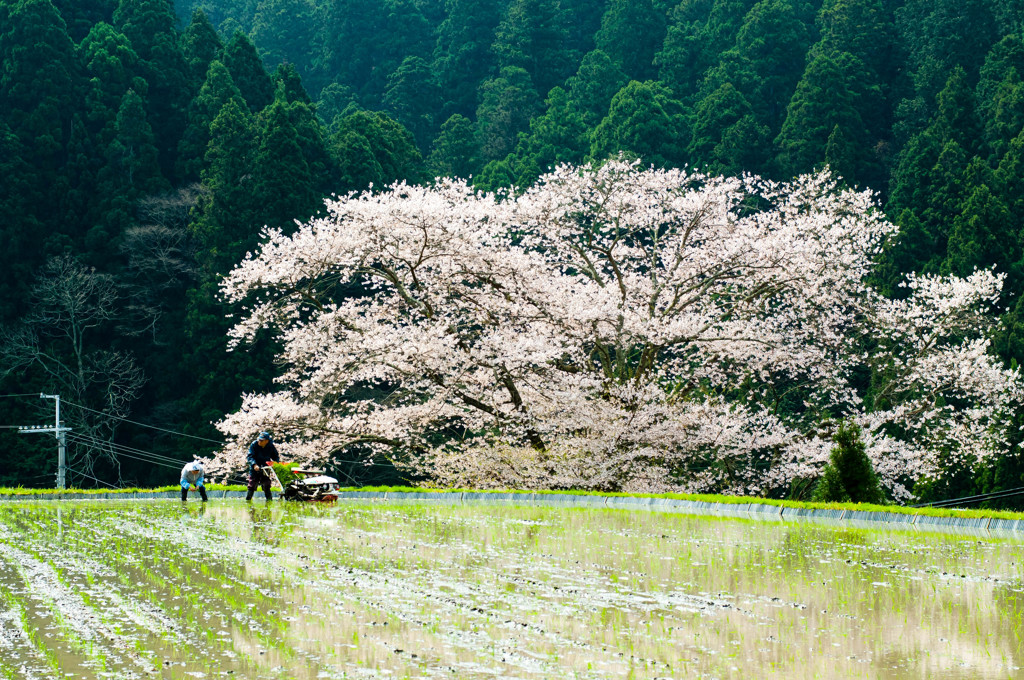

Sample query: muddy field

[0,500,1021,679]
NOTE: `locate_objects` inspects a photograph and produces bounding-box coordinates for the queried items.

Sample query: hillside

[0,0,1022,504]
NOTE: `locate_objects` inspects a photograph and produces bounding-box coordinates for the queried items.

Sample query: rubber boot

[245,490,254,501]
[180,487,188,501]
[264,489,273,501]
[199,486,208,502]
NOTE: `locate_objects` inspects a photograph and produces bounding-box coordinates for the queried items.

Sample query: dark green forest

[1,0,1023,504]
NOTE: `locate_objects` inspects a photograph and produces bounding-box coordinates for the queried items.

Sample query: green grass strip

[340,486,1024,521]
[2,484,1024,521]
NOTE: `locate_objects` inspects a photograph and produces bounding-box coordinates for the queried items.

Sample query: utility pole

[18,393,72,490]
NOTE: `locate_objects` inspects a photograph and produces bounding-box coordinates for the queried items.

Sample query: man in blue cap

[246,431,280,501]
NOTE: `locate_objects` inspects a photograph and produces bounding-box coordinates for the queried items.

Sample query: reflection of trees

[0,255,145,484]
[248,505,278,545]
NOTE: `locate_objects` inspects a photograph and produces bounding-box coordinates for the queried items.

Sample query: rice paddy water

[0,499,1021,679]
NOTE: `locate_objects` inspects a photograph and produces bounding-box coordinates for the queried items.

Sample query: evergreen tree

[89,88,165,254]
[113,0,191,180]
[334,130,385,191]
[177,60,245,181]
[475,66,541,163]
[492,0,574,99]
[895,0,999,109]
[221,30,274,112]
[774,48,886,187]
[507,86,588,185]
[191,97,257,274]
[312,0,378,95]
[811,421,885,504]
[558,0,605,62]
[383,56,441,150]
[432,0,504,119]
[885,68,989,282]
[657,0,754,98]
[183,95,277,444]
[734,0,812,130]
[981,31,1024,86]
[0,121,42,320]
[370,0,434,99]
[816,0,898,84]
[274,62,311,105]
[822,123,858,181]
[932,67,984,156]
[688,81,770,175]
[981,70,1024,163]
[316,0,432,101]
[330,110,422,192]
[250,0,315,73]
[51,0,115,42]
[977,36,1024,161]
[944,173,1016,283]
[315,81,358,131]
[284,96,332,193]
[0,0,80,227]
[108,88,164,194]
[78,21,142,140]
[474,155,517,192]
[996,127,1024,227]
[253,99,317,230]
[594,0,665,82]
[427,113,480,180]
[566,50,629,126]
[884,133,972,287]
[590,80,689,168]
[179,9,222,89]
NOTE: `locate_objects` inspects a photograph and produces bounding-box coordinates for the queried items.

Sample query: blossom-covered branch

[206,160,1022,500]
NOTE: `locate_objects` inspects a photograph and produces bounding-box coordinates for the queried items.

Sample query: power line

[65,435,182,471]
[60,399,224,444]
[65,432,249,486]
[912,485,1024,509]
[0,394,41,399]
[65,433,253,484]
[64,467,119,489]
[66,431,197,466]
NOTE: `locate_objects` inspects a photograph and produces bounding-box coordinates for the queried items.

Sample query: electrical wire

[64,467,119,489]
[65,432,197,467]
[64,432,249,486]
[0,394,41,399]
[60,399,224,444]
[912,485,1024,508]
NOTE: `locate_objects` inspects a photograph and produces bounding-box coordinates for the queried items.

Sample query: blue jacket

[247,439,280,469]
[180,461,205,488]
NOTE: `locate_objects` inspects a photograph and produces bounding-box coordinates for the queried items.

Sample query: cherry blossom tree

[207,159,1022,500]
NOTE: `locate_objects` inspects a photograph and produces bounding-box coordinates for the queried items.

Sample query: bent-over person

[180,460,208,502]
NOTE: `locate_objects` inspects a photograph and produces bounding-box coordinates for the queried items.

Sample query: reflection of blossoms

[206,160,1022,500]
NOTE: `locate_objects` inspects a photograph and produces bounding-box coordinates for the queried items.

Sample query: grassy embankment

[1,482,1022,520]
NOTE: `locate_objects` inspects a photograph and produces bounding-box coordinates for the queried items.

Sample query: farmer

[246,431,280,501]
[180,460,208,502]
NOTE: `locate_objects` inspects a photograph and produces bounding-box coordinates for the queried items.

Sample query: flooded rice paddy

[0,500,1022,679]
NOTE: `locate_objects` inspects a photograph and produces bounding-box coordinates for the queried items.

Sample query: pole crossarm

[17,426,72,435]
[15,393,70,490]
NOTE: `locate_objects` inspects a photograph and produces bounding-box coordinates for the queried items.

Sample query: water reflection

[0,500,1021,679]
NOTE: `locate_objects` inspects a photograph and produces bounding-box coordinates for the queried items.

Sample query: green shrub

[812,421,885,504]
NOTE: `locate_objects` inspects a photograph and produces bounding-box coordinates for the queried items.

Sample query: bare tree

[120,185,201,342]
[0,255,146,484]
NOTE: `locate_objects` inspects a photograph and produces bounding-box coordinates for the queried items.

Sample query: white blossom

[205,160,1022,499]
